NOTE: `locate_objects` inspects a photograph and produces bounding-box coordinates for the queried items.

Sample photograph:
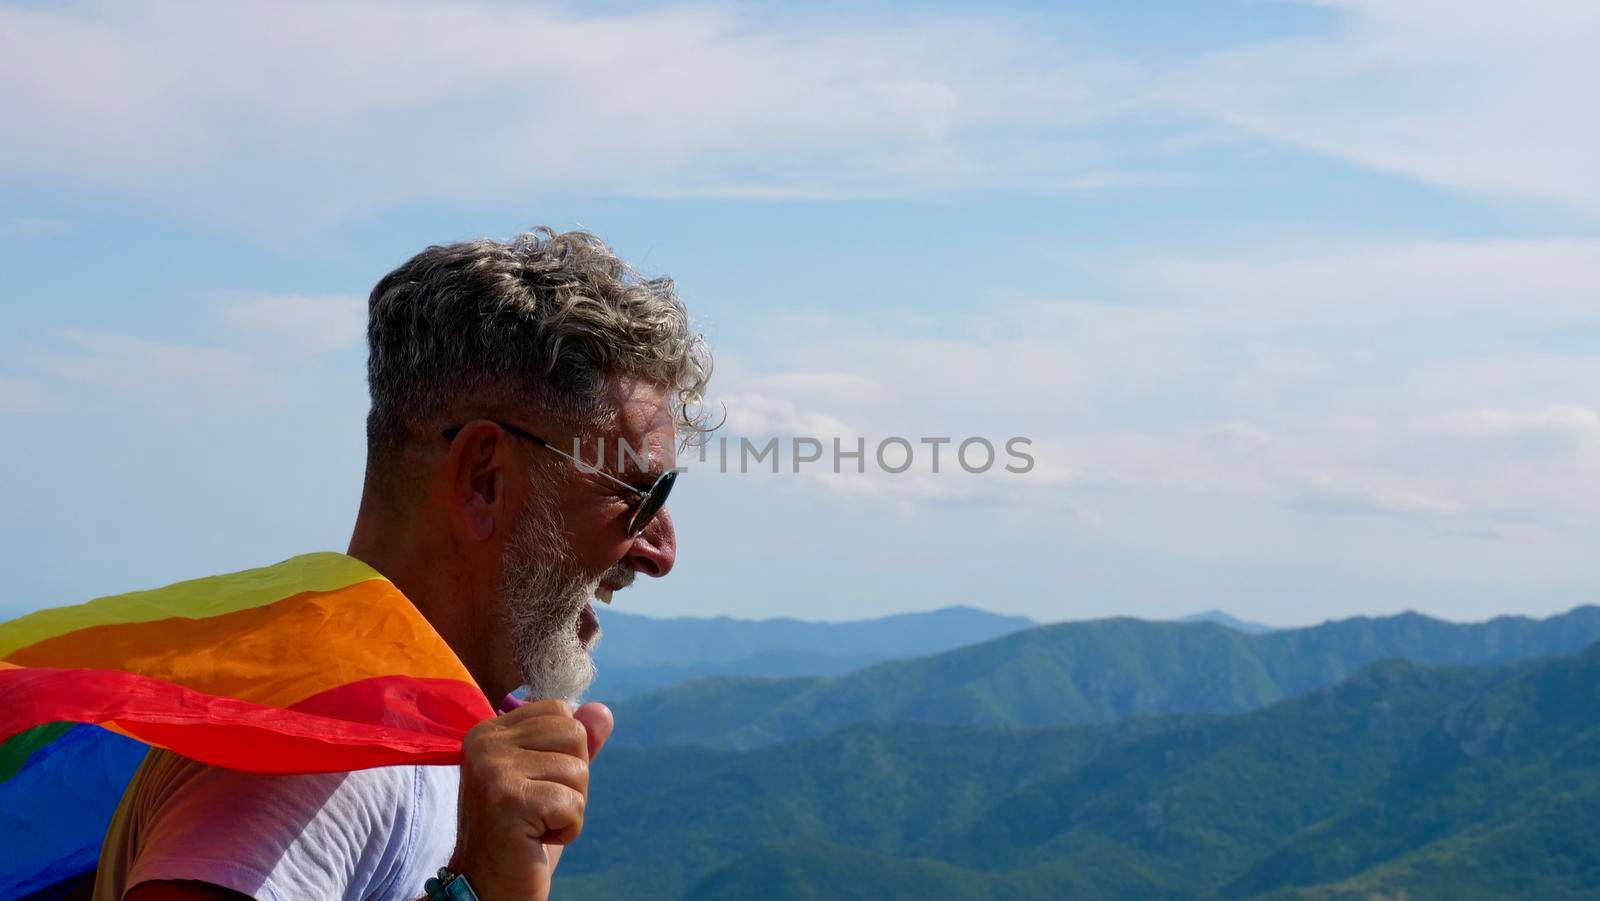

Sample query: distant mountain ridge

[561,642,1600,899]
[590,605,1033,698]
[1179,609,1275,634]
[611,605,1600,749]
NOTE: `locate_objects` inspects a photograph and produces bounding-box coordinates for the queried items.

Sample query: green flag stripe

[0,721,76,784]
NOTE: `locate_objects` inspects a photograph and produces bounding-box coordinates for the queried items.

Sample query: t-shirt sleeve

[124,758,423,901]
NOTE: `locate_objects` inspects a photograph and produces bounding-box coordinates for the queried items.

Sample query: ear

[445,421,509,542]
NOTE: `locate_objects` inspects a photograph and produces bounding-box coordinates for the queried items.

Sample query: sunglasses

[441,419,677,538]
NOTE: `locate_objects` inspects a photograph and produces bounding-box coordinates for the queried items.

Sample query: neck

[347,494,510,701]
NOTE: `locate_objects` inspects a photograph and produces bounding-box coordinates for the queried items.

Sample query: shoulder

[148,753,420,841]
[112,753,459,901]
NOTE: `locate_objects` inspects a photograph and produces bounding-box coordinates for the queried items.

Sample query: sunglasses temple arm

[536,438,648,497]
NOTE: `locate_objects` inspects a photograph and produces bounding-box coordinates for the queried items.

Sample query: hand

[450,699,614,900]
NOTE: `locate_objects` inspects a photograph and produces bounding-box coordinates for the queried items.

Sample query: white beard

[501,493,600,703]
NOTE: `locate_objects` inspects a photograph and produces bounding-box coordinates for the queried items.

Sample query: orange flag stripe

[0,552,382,659]
[5,579,477,711]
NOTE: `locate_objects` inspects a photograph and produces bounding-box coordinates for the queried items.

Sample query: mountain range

[608,606,1600,750]
[1179,609,1275,634]
[559,609,1600,899]
[549,604,1600,898]
[589,605,1034,698]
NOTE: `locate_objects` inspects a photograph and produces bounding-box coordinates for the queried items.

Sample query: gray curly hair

[364,228,713,456]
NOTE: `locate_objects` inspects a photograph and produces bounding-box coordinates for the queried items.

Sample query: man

[94,228,712,900]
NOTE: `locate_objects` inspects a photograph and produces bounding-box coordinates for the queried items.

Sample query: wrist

[425,866,481,901]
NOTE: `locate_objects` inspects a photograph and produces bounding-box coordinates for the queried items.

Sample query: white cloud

[1430,405,1600,452]
[1173,0,1600,214]
[717,391,854,439]
[36,330,253,386]
[0,0,1591,232]
[1287,472,1465,519]
[222,294,366,353]
[0,1,1130,227]
[707,369,1062,509]
[1123,238,1600,320]
[734,372,890,409]
[710,235,1600,531]
[24,330,268,410]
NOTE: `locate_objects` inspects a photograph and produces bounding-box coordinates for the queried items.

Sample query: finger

[573,702,614,760]
[499,713,590,758]
[519,780,587,845]
[514,750,590,795]
[498,697,573,720]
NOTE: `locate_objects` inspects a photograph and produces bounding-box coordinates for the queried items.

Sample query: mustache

[598,561,635,591]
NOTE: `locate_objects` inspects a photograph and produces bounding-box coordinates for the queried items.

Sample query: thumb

[573,701,614,760]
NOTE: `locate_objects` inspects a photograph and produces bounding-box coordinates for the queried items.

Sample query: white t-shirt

[94,749,460,901]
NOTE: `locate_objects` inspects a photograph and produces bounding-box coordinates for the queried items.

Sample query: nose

[624,507,676,577]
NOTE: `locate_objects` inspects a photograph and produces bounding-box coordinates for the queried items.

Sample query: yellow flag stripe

[0,552,382,658]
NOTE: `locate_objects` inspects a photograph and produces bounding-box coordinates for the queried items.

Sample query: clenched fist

[449,699,614,900]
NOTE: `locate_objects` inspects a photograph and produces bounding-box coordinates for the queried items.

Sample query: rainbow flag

[0,553,494,897]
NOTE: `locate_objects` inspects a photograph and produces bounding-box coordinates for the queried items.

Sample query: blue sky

[2,0,1597,627]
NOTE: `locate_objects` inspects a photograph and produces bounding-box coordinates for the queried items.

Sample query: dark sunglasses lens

[627,470,677,536]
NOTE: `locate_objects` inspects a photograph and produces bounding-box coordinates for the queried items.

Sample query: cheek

[559,498,633,572]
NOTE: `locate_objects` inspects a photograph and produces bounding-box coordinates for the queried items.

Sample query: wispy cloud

[35,330,252,386]
[1287,472,1465,520]
[1121,238,1600,321]
[1430,405,1600,453]
[1173,0,1600,214]
[21,329,268,411]
[2,0,1590,233]
[0,1,1133,227]
[711,235,1600,530]
[222,294,366,353]
[717,392,855,439]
